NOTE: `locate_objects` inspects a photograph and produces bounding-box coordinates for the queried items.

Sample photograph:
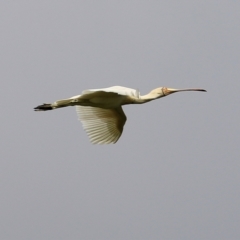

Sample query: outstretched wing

[76,106,127,144]
[82,86,140,98]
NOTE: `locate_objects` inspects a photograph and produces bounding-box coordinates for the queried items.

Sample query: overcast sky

[1,1,240,239]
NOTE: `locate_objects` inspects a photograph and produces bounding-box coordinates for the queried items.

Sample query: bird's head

[151,87,207,98]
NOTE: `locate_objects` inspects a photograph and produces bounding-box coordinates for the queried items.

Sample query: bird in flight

[34,86,206,144]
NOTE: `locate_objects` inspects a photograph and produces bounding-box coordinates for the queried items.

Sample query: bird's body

[35,86,206,144]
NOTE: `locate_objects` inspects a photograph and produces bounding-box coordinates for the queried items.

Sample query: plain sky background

[1,1,240,239]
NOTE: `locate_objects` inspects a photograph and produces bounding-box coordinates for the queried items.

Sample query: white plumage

[82,86,140,98]
[76,105,126,144]
[34,85,206,144]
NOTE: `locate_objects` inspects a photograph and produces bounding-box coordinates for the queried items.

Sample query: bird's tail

[34,103,53,111]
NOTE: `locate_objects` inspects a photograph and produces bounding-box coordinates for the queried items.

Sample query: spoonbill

[34,86,206,144]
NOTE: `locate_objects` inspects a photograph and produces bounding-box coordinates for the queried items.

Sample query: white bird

[34,86,206,144]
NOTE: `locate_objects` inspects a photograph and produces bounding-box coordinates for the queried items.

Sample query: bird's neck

[135,93,161,104]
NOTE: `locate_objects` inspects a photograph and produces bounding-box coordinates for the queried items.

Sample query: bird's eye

[162,87,167,96]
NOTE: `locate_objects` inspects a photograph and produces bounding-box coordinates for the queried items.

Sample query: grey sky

[1,1,240,239]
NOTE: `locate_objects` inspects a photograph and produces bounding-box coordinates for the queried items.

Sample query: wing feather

[82,86,140,98]
[76,106,127,144]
